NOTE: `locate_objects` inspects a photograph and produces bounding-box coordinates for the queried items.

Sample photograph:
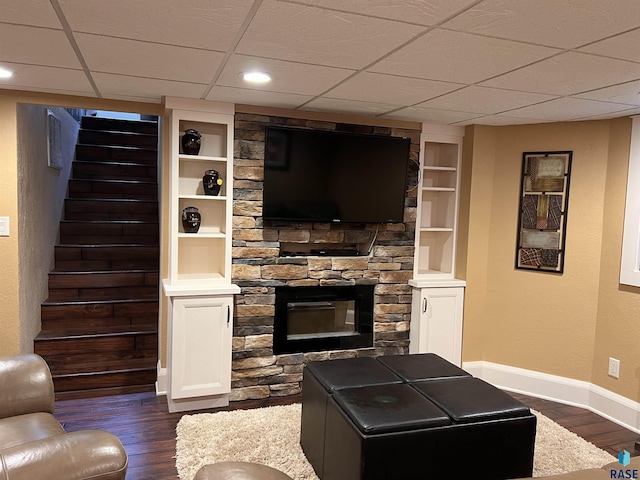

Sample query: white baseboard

[155,361,167,396]
[464,360,640,434]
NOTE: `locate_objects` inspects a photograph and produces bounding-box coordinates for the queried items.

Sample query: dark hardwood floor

[54,391,638,480]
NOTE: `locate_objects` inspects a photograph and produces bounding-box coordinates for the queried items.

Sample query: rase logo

[610,450,638,479]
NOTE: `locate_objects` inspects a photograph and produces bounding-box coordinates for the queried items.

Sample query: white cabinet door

[410,287,464,366]
[169,295,233,399]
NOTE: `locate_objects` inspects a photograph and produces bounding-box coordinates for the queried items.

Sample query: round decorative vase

[181,129,201,155]
[181,206,201,233]
[203,169,223,196]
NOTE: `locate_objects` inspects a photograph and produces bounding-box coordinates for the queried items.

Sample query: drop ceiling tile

[217,55,354,96]
[303,97,402,116]
[443,0,640,49]
[574,79,640,106]
[76,33,224,83]
[418,86,558,114]
[206,86,311,109]
[93,73,207,102]
[579,27,640,63]
[0,0,61,28]
[383,106,481,124]
[482,52,640,96]
[326,72,463,106]
[575,108,640,121]
[0,62,93,96]
[503,97,635,122]
[289,0,478,26]
[59,0,253,51]
[0,24,80,68]
[235,0,424,69]
[370,29,559,84]
[468,115,549,126]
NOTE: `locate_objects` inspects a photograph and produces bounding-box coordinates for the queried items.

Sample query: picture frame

[516,151,572,273]
[46,109,63,169]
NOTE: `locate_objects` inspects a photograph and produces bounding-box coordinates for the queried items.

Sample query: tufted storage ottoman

[300,357,401,477]
[301,354,536,480]
[322,377,536,480]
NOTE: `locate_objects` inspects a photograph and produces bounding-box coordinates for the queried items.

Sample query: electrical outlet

[608,357,620,379]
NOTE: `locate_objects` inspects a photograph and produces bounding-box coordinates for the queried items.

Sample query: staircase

[36,116,160,399]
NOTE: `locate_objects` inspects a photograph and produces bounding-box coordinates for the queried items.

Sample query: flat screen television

[263,126,410,223]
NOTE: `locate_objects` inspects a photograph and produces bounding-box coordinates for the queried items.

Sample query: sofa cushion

[377,353,470,382]
[413,377,531,423]
[0,413,64,450]
[332,383,451,434]
[305,357,400,393]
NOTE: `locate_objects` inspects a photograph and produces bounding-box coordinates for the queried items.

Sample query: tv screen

[263,126,410,223]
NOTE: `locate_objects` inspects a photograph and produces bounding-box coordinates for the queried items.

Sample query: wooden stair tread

[49,268,159,275]
[69,178,157,186]
[48,358,157,378]
[43,294,158,306]
[36,324,157,341]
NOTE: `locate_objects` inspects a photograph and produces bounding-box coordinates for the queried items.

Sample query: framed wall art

[516,151,572,273]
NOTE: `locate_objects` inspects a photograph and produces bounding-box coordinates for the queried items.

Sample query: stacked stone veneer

[230,113,420,402]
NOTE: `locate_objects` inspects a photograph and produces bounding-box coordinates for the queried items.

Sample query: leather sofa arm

[0,430,128,480]
[0,354,55,419]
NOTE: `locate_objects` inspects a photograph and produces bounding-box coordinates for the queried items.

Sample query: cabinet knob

[422,297,428,313]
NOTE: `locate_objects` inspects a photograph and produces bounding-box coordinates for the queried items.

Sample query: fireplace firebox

[273,285,374,354]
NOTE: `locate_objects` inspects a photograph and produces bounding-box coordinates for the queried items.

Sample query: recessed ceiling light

[243,71,271,84]
[0,67,13,79]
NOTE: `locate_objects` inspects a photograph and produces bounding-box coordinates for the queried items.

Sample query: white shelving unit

[410,124,466,366]
[162,97,239,412]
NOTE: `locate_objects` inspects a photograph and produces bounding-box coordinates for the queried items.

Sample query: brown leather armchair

[0,354,128,480]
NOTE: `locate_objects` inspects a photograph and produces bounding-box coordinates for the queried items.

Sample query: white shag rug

[175,403,615,480]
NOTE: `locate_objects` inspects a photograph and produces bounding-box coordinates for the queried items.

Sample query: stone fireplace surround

[229,112,420,402]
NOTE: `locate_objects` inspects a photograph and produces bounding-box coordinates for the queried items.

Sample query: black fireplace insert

[273,285,374,355]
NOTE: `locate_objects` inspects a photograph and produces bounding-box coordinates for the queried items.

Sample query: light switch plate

[0,217,8,236]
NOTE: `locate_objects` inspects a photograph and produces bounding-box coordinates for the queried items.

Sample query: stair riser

[60,222,158,236]
[54,259,159,271]
[41,301,159,321]
[41,315,157,330]
[52,369,157,393]
[47,286,159,300]
[73,162,157,181]
[81,116,158,135]
[55,245,159,261]
[60,235,158,245]
[75,145,157,165]
[69,180,157,200]
[65,199,157,214]
[49,272,158,290]
[35,334,156,356]
[79,130,158,148]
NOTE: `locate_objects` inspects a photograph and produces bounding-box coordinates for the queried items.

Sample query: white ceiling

[4,0,640,125]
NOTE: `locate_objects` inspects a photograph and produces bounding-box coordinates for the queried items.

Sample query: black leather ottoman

[323,379,536,480]
[300,358,401,478]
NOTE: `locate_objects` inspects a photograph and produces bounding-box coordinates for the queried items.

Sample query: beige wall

[462,119,640,401]
[17,105,79,352]
[0,89,162,356]
[0,95,20,354]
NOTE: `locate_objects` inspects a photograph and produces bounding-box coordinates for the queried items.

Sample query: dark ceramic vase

[203,169,222,196]
[182,129,201,155]
[181,206,201,233]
